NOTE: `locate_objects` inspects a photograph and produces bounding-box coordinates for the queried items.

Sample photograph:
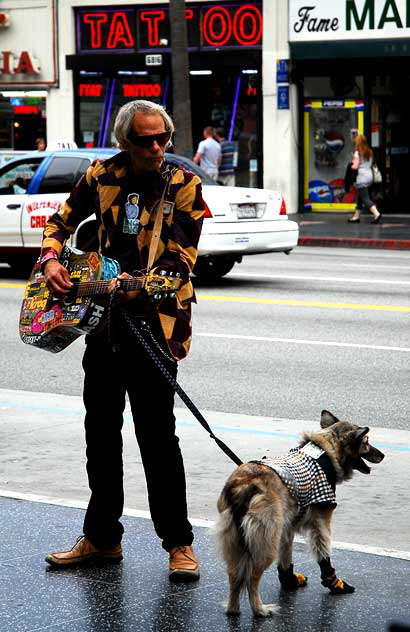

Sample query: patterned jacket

[41,151,206,360]
[257,442,337,512]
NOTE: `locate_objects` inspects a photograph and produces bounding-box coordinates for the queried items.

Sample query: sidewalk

[1,389,410,631]
[296,212,410,250]
[0,495,409,632]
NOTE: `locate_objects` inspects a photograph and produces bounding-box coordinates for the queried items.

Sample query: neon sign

[13,105,40,114]
[122,83,161,97]
[78,83,104,96]
[76,4,262,52]
[202,6,262,47]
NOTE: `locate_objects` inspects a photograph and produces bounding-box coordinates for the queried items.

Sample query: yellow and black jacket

[41,151,206,360]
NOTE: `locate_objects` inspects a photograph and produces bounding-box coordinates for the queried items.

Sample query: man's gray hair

[114,100,174,149]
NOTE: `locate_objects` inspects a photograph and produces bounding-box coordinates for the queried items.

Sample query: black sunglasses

[128,129,171,148]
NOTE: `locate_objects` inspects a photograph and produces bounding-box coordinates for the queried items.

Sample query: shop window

[76,74,163,148]
[0,158,42,195]
[190,70,260,187]
[37,157,91,194]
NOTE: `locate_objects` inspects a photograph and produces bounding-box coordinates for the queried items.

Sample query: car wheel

[193,256,236,280]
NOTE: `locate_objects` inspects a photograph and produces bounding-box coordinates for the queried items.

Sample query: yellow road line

[0,282,26,289]
[197,294,410,312]
[3,284,410,313]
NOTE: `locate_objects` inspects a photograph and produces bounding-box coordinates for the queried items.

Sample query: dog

[216,410,384,618]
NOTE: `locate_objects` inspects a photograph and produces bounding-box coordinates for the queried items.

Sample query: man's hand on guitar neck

[44,260,73,298]
[108,272,141,304]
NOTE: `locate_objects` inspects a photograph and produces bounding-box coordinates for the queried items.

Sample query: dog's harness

[255,442,337,511]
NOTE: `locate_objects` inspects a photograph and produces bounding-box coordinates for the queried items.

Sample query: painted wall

[262,0,299,214]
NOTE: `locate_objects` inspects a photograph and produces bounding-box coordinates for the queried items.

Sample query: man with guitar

[39,100,206,581]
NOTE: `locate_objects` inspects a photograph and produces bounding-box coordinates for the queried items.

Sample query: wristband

[40,251,58,273]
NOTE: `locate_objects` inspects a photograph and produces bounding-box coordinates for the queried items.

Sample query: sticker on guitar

[19,247,182,353]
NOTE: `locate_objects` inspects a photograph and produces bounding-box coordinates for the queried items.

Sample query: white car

[0,149,298,279]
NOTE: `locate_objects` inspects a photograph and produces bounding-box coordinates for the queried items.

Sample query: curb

[298,236,410,250]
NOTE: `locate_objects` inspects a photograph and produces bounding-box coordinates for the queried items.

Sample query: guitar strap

[146,176,169,272]
[120,309,243,467]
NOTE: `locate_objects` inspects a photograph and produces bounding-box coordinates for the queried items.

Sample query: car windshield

[164,153,219,186]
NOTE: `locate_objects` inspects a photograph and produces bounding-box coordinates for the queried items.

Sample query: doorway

[371,75,410,213]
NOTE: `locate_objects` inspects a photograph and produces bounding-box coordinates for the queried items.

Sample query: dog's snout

[367,445,385,463]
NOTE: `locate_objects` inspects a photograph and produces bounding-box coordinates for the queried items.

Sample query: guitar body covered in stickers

[19,246,181,353]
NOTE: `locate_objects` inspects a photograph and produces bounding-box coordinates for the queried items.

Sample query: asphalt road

[3,246,409,430]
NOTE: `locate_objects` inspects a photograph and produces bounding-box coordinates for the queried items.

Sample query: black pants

[82,314,193,551]
[356,186,375,211]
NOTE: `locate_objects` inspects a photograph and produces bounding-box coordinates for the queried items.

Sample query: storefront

[289,0,410,213]
[65,2,262,187]
[0,0,57,150]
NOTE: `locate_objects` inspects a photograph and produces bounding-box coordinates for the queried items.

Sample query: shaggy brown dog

[216,410,384,617]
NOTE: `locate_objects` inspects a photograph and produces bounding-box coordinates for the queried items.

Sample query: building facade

[0,0,56,150]
[2,1,410,214]
[57,0,263,189]
[289,0,410,214]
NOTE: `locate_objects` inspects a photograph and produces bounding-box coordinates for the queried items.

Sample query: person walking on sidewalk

[193,126,221,180]
[348,134,381,224]
[214,127,237,186]
[40,100,206,582]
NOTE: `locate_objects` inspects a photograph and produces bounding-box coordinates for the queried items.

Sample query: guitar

[19,246,182,353]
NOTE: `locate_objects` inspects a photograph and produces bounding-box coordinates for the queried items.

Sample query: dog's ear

[320,410,340,428]
[352,427,370,443]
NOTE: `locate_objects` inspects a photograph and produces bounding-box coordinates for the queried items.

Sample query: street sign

[277,85,289,110]
[276,59,289,83]
[145,54,162,66]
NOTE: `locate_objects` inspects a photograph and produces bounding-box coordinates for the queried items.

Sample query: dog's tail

[216,480,281,594]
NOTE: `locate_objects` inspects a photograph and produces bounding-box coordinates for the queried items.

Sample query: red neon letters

[83,12,134,49]
[140,11,165,47]
[203,5,262,46]
[13,105,40,114]
[83,14,108,48]
[79,83,103,97]
[106,13,133,48]
[80,5,262,51]
[122,84,161,98]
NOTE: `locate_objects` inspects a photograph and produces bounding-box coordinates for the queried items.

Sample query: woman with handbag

[348,134,382,223]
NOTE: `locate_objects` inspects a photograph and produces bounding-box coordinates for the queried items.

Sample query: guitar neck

[75,277,145,297]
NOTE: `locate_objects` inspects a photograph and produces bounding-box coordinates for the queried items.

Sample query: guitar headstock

[144,270,182,297]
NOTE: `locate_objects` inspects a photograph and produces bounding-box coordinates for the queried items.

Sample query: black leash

[120,308,243,467]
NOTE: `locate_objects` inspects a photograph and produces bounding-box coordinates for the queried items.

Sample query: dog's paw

[322,574,355,594]
[224,601,240,616]
[329,578,355,594]
[278,565,308,590]
[253,603,279,618]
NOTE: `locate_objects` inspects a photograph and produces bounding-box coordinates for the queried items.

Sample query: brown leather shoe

[45,536,123,568]
[169,545,200,582]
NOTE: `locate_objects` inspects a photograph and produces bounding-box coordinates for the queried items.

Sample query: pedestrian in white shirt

[193,126,221,180]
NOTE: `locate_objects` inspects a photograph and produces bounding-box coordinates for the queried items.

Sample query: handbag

[372,163,383,184]
[344,162,357,192]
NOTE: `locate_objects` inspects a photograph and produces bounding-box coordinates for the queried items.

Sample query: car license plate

[237,204,257,219]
